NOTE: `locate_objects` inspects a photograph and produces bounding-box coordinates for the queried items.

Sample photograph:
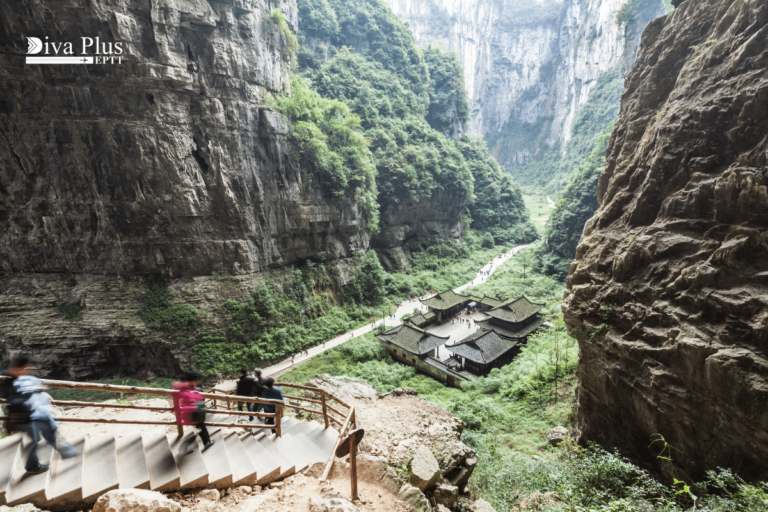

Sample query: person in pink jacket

[173,371,215,454]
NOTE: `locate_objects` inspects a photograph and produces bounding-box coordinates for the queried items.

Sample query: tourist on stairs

[236,367,256,421]
[252,368,266,423]
[2,354,77,474]
[173,371,214,454]
[260,377,284,434]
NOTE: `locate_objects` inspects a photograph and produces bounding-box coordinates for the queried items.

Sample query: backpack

[1,373,32,430]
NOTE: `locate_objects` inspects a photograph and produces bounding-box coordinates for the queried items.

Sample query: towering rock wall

[0,0,369,278]
[563,0,768,480]
[382,0,665,167]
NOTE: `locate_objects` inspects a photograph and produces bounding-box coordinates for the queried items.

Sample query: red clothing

[172,381,203,425]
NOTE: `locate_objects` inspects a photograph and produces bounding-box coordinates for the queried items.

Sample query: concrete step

[293,420,323,439]
[116,433,150,490]
[7,438,53,506]
[255,436,295,479]
[197,430,233,489]
[222,432,258,486]
[0,435,23,506]
[143,433,181,492]
[304,425,340,457]
[169,431,209,489]
[47,436,85,506]
[82,435,120,502]
[283,432,327,466]
[238,433,281,485]
[280,417,301,435]
[267,435,308,473]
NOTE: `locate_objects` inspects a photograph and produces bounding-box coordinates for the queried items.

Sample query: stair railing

[0,377,355,447]
[0,377,285,437]
[206,381,354,438]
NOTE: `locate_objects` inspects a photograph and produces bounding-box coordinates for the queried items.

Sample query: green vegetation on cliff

[510,67,623,278]
[291,0,536,242]
[509,67,623,193]
[270,76,380,230]
[423,44,471,136]
[457,136,538,245]
[536,126,612,279]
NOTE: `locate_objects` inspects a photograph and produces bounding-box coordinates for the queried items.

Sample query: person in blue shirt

[260,377,284,434]
[4,354,77,474]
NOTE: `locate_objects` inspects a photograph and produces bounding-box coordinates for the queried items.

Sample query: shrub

[56,301,82,321]
[270,9,298,60]
[138,282,198,329]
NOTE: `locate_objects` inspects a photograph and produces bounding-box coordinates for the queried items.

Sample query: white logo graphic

[27,37,43,54]
[25,36,124,65]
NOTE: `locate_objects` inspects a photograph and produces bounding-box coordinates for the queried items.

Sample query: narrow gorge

[1,0,767,510]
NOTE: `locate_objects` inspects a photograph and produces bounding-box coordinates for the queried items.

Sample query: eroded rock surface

[563,0,768,480]
[0,0,369,277]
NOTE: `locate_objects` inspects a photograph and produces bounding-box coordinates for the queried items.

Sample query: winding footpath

[215,244,530,389]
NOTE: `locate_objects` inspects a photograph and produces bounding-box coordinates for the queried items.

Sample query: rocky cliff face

[382,0,665,167]
[563,0,768,480]
[0,0,369,278]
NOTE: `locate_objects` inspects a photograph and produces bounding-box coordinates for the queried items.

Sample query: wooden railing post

[275,403,283,437]
[321,392,329,429]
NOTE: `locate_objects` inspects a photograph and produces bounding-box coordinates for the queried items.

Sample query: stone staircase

[0,416,338,510]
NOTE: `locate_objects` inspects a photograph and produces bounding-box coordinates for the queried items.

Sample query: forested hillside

[527,68,624,277]
[287,0,537,265]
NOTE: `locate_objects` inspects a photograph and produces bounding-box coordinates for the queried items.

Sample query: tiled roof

[376,323,449,355]
[421,289,468,310]
[408,311,436,326]
[422,290,504,311]
[476,315,546,339]
[485,296,545,323]
[447,329,518,365]
[478,296,503,308]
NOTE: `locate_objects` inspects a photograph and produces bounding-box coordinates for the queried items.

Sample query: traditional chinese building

[420,290,504,323]
[376,323,470,387]
[447,296,546,376]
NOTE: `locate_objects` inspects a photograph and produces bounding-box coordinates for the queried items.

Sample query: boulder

[93,489,182,512]
[357,454,400,493]
[397,484,431,512]
[546,426,568,446]
[409,445,442,491]
[435,440,475,475]
[433,483,459,509]
[473,498,496,512]
[391,387,418,396]
[198,489,220,502]
[445,464,474,492]
[306,374,379,400]
[309,496,360,512]
[0,505,42,512]
[436,505,451,512]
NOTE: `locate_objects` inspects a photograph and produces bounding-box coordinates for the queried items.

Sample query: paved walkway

[214,244,530,390]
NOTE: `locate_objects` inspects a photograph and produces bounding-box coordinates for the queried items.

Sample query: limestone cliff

[0,0,369,278]
[382,0,666,168]
[563,0,768,480]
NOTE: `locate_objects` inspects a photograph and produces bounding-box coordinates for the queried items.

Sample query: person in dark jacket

[260,377,284,434]
[4,354,77,474]
[236,367,256,421]
[252,368,267,423]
